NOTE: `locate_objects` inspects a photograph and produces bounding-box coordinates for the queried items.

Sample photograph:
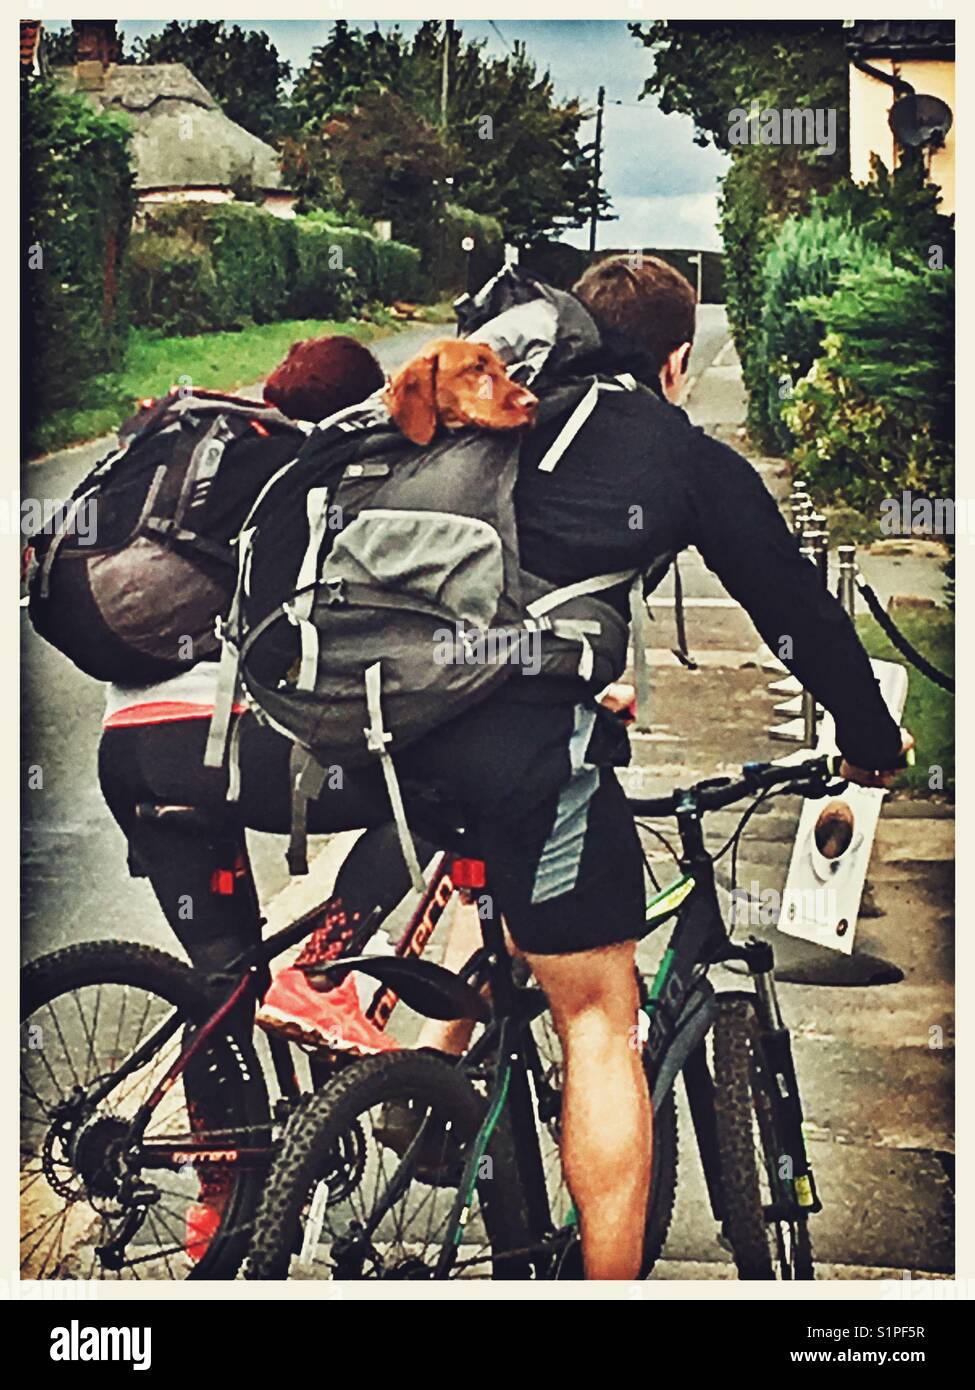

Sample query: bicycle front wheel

[21,941,271,1280]
[246,1050,530,1280]
[712,995,814,1280]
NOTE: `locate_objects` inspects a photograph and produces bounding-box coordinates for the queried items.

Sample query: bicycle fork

[747,942,822,1217]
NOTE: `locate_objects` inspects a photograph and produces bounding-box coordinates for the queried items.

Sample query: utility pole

[687,251,703,302]
[588,85,605,254]
[441,19,454,129]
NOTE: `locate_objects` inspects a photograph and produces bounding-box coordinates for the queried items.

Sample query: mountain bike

[244,754,849,1281]
[20,819,459,1281]
[21,804,652,1280]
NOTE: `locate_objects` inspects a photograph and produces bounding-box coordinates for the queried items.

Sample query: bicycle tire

[642,1086,679,1274]
[711,995,814,1280]
[21,940,271,1281]
[245,1050,530,1279]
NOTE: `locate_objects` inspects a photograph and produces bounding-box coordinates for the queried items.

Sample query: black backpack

[27,389,309,684]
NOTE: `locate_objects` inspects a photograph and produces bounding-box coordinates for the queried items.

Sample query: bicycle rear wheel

[21,941,271,1280]
[712,995,814,1280]
[246,1050,530,1279]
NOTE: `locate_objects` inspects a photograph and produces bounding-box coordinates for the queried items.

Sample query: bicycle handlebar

[625,753,847,818]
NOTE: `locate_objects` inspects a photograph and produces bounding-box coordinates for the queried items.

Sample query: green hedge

[423,203,503,296]
[126,202,422,334]
[22,76,136,421]
[122,230,219,336]
[757,159,954,453]
[759,213,886,452]
[782,263,954,512]
[751,158,951,453]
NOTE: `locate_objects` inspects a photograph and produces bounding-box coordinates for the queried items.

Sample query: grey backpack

[205,274,640,882]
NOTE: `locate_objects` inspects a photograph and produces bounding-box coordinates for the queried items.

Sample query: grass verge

[28,317,397,459]
[855,607,954,795]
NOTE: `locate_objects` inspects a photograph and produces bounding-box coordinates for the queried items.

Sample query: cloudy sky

[53,18,729,251]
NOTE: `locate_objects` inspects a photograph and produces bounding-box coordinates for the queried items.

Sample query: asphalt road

[683,302,729,390]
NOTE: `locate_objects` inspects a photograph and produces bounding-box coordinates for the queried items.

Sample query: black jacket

[514,352,903,771]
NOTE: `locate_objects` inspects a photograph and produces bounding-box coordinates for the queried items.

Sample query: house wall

[849,57,955,214]
[139,188,233,207]
[262,192,298,220]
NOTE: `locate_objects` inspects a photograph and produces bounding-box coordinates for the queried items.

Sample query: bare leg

[416,899,484,1055]
[525,940,651,1280]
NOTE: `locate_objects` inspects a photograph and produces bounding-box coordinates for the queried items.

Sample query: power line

[488,21,512,52]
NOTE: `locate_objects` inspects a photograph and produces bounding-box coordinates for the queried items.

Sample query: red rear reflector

[250,420,270,436]
[210,869,235,896]
[451,858,486,889]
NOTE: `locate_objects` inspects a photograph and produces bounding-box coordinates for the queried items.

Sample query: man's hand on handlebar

[840,731,915,789]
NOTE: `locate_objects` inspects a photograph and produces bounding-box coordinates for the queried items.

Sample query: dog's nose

[511,388,538,412]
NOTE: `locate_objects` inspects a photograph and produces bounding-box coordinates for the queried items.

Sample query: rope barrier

[855,576,954,694]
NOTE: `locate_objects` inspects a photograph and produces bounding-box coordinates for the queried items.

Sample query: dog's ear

[384,345,440,445]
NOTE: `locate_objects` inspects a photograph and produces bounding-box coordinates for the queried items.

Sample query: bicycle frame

[65,771,824,1263]
[74,853,463,1179]
[421,792,822,1275]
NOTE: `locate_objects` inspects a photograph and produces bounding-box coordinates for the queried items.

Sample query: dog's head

[384,338,538,446]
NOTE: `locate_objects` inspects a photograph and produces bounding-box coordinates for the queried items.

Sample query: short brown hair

[264,335,385,422]
[572,255,696,374]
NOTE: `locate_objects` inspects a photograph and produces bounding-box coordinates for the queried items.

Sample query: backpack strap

[526,568,635,617]
[287,744,328,875]
[173,415,240,530]
[204,452,302,775]
[142,517,235,565]
[203,622,243,773]
[524,568,636,680]
[535,374,638,474]
[364,661,426,894]
[282,487,332,692]
[203,525,255,771]
[670,556,698,670]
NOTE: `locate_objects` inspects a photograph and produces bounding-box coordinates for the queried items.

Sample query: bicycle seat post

[452,858,514,1016]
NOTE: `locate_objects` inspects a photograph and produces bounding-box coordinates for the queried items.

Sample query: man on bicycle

[380,255,909,1278]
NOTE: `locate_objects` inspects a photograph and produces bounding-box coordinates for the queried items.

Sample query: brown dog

[384,338,538,446]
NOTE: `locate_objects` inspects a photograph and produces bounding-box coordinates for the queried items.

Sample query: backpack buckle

[322,578,346,606]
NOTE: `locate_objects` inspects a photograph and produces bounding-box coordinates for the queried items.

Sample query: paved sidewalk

[285,323,954,1279]
[631,330,954,1278]
[258,315,954,1280]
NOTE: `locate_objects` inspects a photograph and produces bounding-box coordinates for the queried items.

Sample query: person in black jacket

[384,255,910,1279]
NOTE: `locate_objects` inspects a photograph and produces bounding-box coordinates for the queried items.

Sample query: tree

[282,90,457,248]
[129,21,291,143]
[629,21,849,441]
[39,26,79,67]
[41,23,135,68]
[289,20,609,245]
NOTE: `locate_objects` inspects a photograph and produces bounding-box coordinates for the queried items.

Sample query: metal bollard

[793,496,813,537]
[806,528,829,588]
[837,544,857,618]
[799,528,827,747]
[789,489,810,535]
